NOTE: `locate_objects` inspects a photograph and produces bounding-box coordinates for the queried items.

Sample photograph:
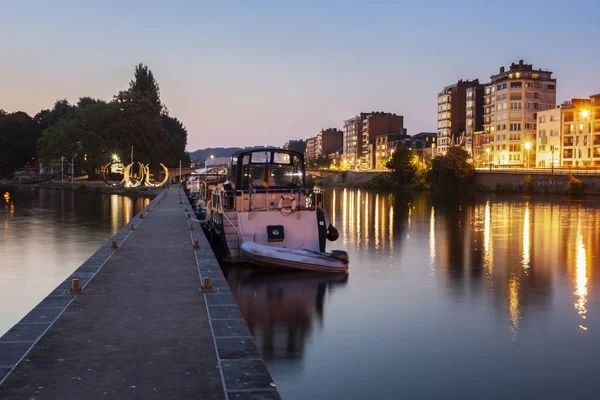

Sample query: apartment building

[318,128,344,156]
[305,136,319,159]
[343,113,368,169]
[482,60,557,167]
[535,107,561,168]
[465,83,485,161]
[362,112,405,169]
[437,79,481,154]
[560,96,600,167]
[373,132,411,170]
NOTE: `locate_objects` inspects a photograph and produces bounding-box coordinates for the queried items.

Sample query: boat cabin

[220,148,310,212]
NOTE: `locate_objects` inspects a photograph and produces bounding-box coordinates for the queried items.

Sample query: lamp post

[486,147,491,167]
[550,146,555,173]
[524,141,531,169]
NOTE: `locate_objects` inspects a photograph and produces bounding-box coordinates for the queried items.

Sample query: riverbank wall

[0,180,161,199]
[474,171,600,194]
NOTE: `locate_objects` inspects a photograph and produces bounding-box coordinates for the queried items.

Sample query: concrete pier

[0,187,280,399]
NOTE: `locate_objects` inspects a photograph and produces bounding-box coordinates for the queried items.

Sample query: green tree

[306,155,331,170]
[385,147,416,185]
[0,112,40,176]
[428,146,474,187]
[34,100,75,131]
[163,115,188,163]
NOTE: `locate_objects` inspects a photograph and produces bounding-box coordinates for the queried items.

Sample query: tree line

[0,63,190,179]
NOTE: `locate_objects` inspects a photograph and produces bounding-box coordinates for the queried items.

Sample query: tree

[385,147,416,185]
[0,112,40,176]
[306,155,331,170]
[163,115,188,163]
[34,100,75,131]
[129,63,163,116]
[428,146,474,187]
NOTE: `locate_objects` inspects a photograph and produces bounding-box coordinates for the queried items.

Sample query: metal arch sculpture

[123,162,145,188]
[101,162,125,187]
[103,161,169,188]
[143,163,169,187]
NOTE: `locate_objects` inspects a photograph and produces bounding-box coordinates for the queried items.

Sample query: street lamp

[524,141,531,169]
[486,147,491,167]
[210,154,215,159]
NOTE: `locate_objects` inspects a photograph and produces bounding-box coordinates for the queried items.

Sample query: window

[584,136,588,146]
[539,116,546,123]
[510,123,522,131]
[540,130,547,137]
[525,123,536,130]
[539,145,545,152]
[548,84,555,90]
[510,82,522,88]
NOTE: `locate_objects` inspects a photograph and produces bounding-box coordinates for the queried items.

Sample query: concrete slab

[222,360,275,390]
[0,323,48,343]
[216,338,260,359]
[228,390,281,400]
[209,305,243,319]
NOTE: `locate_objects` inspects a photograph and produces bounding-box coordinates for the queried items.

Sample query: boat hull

[240,242,348,274]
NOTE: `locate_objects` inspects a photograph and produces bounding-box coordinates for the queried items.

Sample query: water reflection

[575,213,588,331]
[0,185,150,336]
[226,268,348,361]
[224,189,600,399]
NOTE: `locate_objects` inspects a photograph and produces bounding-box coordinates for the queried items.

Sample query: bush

[428,147,474,188]
[565,175,584,194]
[364,173,395,190]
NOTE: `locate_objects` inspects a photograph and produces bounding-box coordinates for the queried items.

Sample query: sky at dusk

[1,0,599,151]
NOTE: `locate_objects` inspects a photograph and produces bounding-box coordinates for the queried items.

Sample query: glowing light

[374,193,380,249]
[580,109,590,120]
[3,192,9,204]
[429,206,435,274]
[112,154,120,162]
[522,202,530,271]
[524,141,531,151]
[484,201,494,278]
[508,274,521,341]
[210,154,215,159]
[574,231,588,330]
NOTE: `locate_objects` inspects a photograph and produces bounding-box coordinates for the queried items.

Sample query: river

[2,186,600,399]
[224,188,600,399]
[0,185,150,337]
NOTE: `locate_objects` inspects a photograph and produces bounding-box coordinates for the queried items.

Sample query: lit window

[515,72,521,79]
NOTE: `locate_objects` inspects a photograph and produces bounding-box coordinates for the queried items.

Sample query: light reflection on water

[0,185,150,336]
[226,189,600,400]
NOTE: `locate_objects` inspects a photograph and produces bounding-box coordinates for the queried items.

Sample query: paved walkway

[0,187,225,399]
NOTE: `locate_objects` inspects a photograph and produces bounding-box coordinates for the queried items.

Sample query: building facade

[343,113,367,169]
[464,83,485,159]
[482,60,557,167]
[560,96,600,167]
[535,107,561,168]
[305,136,319,160]
[437,79,481,154]
[362,112,405,169]
[318,128,344,156]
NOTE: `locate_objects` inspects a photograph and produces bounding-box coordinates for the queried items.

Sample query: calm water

[0,185,150,337]
[225,189,600,400]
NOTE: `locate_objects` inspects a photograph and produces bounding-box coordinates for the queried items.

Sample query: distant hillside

[189,146,278,161]
[189,147,243,161]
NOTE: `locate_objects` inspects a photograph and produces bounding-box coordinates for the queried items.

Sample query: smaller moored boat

[241,242,348,274]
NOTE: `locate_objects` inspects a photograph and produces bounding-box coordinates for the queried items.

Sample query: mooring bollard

[189,223,194,230]
[184,207,188,212]
[111,240,118,249]
[202,277,211,291]
[140,213,144,219]
[193,240,199,249]
[129,223,135,231]
[70,279,82,294]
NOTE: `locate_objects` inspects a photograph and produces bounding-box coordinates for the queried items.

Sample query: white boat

[241,242,348,273]
[206,147,348,273]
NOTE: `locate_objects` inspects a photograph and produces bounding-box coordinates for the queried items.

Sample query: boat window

[273,152,290,164]
[251,152,270,163]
